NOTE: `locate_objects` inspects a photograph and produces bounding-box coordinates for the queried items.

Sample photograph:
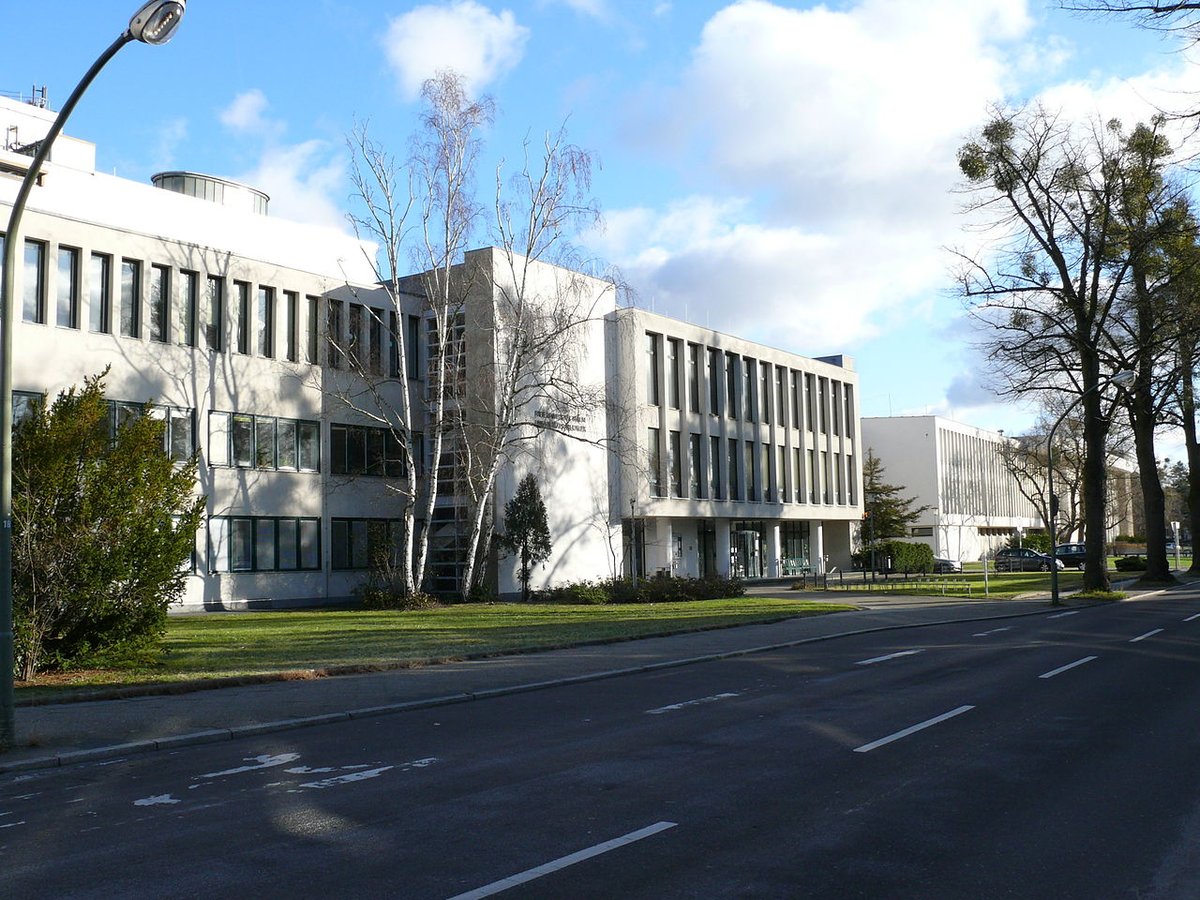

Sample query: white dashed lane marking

[853,705,975,753]
[1039,656,1097,679]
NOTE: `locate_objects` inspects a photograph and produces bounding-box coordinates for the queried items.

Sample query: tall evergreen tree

[497,474,552,601]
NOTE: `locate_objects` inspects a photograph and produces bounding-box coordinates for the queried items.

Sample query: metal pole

[0,33,133,750]
[629,497,637,587]
[1048,423,1061,605]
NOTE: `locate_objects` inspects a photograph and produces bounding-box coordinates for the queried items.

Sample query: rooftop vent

[151,171,269,215]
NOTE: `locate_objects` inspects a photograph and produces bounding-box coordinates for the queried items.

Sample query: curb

[0,602,1069,775]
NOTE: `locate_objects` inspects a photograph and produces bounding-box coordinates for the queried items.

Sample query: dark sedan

[994,547,1065,572]
[1054,543,1087,570]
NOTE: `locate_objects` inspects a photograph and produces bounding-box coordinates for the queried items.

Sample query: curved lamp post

[1046,369,1135,606]
[0,0,186,750]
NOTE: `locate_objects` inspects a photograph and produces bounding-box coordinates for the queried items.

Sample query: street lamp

[629,497,638,587]
[1046,370,1135,606]
[0,0,186,750]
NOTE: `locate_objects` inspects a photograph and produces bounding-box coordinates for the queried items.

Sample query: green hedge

[539,574,746,605]
[1114,555,1148,572]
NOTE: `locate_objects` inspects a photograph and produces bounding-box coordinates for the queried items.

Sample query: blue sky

[4,0,1195,440]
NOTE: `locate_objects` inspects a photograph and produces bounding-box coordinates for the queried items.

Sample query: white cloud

[215,90,347,231]
[669,0,1031,223]
[234,140,348,232]
[219,89,283,139]
[381,1,529,100]
[598,0,1040,352]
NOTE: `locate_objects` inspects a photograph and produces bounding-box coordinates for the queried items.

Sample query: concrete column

[770,523,782,577]
[815,521,826,574]
[716,519,731,576]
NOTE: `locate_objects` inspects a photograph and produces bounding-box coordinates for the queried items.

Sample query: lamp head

[1110,370,1136,390]
[128,0,186,45]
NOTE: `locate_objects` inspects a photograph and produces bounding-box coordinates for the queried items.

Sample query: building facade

[862,416,1040,564]
[608,310,863,581]
[2,93,862,608]
[862,415,1138,563]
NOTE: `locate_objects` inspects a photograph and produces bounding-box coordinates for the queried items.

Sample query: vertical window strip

[23,239,46,324]
[90,252,112,333]
[56,246,79,329]
[206,275,225,352]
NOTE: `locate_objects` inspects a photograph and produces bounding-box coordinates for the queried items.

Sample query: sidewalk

[0,596,1062,774]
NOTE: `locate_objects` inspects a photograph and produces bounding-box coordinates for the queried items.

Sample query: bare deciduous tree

[956,106,1132,589]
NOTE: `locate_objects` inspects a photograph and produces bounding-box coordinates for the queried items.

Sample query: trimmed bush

[541,580,610,605]
[1114,555,1148,572]
[540,574,747,605]
[875,540,935,574]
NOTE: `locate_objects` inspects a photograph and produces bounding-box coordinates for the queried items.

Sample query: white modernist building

[861,416,1042,564]
[2,92,862,607]
[609,310,863,581]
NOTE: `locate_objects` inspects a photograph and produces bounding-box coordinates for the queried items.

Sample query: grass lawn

[16,598,857,696]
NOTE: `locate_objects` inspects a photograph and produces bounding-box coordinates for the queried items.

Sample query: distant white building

[862,415,1140,563]
[861,416,1041,563]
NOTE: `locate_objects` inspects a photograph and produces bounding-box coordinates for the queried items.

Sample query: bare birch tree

[340,71,492,596]
[343,70,617,599]
[455,127,613,597]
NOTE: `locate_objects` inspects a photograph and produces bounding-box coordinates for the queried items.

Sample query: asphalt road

[4,593,1200,898]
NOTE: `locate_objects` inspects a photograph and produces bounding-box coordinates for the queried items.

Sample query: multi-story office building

[608,310,863,581]
[2,93,862,607]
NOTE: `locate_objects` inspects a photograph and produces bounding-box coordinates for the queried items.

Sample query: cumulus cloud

[597,1,1042,350]
[216,90,347,231]
[599,0,1200,383]
[234,140,348,232]
[219,89,284,139]
[381,1,529,100]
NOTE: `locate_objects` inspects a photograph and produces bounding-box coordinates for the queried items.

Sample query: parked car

[932,557,962,574]
[1054,543,1087,570]
[993,547,1065,572]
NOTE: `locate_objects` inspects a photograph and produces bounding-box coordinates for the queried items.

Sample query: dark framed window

[648,426,662,496]
[235,280,250,354]
[209,411,320,472]
[56,246,79,329]
[284,290,298,362]
[149,264,169,342]
[120,258,141,337]
[24,240,46,324]
[307,295,320,364]
[206,275,225,351]
[179,270,198,347]
[667,338,681,409]
[210,516,320,572]
[687,343,701,413]
[257,285,274,357]
[89,252,112,333]
[645,332,660,406]
[327,299,343,368]
[330,423,407,477]
[331,518,400,570]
